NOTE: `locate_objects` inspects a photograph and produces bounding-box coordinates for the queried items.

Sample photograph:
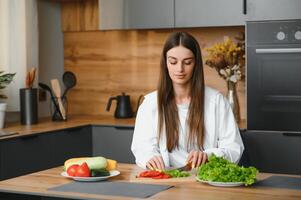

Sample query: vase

[227,81,241,123]
[20,88,38,125]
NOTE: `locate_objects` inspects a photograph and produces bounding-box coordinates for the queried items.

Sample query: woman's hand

[146,155,165,170]
[186,151,207,169]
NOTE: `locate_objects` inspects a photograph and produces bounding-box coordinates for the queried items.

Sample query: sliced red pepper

[139,170,162,177]
[162,174,171,179]
[152,175,164,179]
[138,170,171,179]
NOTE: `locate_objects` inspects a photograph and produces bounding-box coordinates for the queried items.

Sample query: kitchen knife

[176,162,192,171]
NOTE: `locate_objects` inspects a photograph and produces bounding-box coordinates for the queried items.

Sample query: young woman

[131,32,244,170]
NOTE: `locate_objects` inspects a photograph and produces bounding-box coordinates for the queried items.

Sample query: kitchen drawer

[240,130,301,174]
[0,134,52,180]
[92,126,135,164]
[51,126,92,167]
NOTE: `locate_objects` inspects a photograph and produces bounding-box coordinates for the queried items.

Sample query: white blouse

[131,86,244,169]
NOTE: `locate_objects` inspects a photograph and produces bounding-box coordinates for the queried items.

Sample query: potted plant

[0,71,16,128]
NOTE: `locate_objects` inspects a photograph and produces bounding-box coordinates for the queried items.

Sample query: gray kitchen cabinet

[0,126,92,181]
[240,130,301,175]
[246,0,301,21]
[175,0,245,27]
[92,126,135,163]
[99,0,174,30]
[0,134,52,180]
[51,126,92,167]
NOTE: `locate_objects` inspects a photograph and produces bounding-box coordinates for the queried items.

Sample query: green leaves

[0,71,16,99]
[197,154,258,186]
[163,169,190,178]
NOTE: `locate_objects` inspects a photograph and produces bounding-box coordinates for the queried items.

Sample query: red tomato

[74,162,91,177]
[67,164,79,177]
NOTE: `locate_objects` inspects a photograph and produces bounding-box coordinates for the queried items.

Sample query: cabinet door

[0,134,52,180]
[241,131,301,174]
[246,0,301,21]
[126,0,174,29]
[92,126,135,163]
[99,0,174,30]
[51,126,92,167]
[175,0,245,27]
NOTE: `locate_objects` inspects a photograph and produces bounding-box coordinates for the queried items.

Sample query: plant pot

[20,88,38,125]
[0,102,7,129]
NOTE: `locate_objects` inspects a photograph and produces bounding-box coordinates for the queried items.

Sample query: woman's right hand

[146,155,165,170]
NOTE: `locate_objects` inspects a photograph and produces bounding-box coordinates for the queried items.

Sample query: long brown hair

[157,32,205,152]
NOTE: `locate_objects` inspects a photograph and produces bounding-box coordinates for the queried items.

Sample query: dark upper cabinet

[175,0,245,27]
[240,130,301,175]
[92,126,135,164]
[99,0,246,30]
[246,0,301,21]
[51,126,92,167]
[99,0,174,30]
[0,134,52,180]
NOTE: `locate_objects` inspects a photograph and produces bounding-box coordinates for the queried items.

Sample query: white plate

[61,170,120,182]
[195,177,244,187]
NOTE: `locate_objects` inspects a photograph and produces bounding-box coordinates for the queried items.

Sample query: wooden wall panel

[64,27,246,119]
[61,0,98,32]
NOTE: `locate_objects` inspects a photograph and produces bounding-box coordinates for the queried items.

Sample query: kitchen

[0,0,301,199]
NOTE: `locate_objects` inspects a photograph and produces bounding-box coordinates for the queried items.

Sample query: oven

[247,20,301,132]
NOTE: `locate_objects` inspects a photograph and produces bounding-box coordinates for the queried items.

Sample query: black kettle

[106,93,143,118]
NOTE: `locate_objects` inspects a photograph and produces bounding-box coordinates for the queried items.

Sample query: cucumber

[91,169,110,177]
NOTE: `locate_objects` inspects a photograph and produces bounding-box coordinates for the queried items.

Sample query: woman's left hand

[186,151,207,169]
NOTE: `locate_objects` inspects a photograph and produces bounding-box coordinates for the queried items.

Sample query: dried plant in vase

[205,32,245,122]
[20,67,38,125]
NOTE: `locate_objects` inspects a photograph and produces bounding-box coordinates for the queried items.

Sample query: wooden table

[0,164,300,200]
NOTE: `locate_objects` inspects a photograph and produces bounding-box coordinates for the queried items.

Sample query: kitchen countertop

[1,115,246,140]
[0,163,300,200]
[1,115,136,140]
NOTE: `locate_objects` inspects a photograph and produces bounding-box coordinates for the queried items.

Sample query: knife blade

[176,162,192,171]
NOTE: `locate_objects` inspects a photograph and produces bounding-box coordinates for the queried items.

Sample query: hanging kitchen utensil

[51,79,66,120]
[38,82,63,120]
[62,71,77,98]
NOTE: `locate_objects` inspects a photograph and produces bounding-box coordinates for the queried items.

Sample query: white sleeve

[204,93,244,163]
[131,99,161,169]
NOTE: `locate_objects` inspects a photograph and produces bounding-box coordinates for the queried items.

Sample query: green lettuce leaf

[197,154,258,186]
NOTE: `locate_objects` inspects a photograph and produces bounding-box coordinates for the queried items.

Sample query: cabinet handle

[20,134,39,140]
[114,126,134,130]
[256,48,301,54]
[65,126,86,132]
[243,0,247,15]
[283,132,301,137]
